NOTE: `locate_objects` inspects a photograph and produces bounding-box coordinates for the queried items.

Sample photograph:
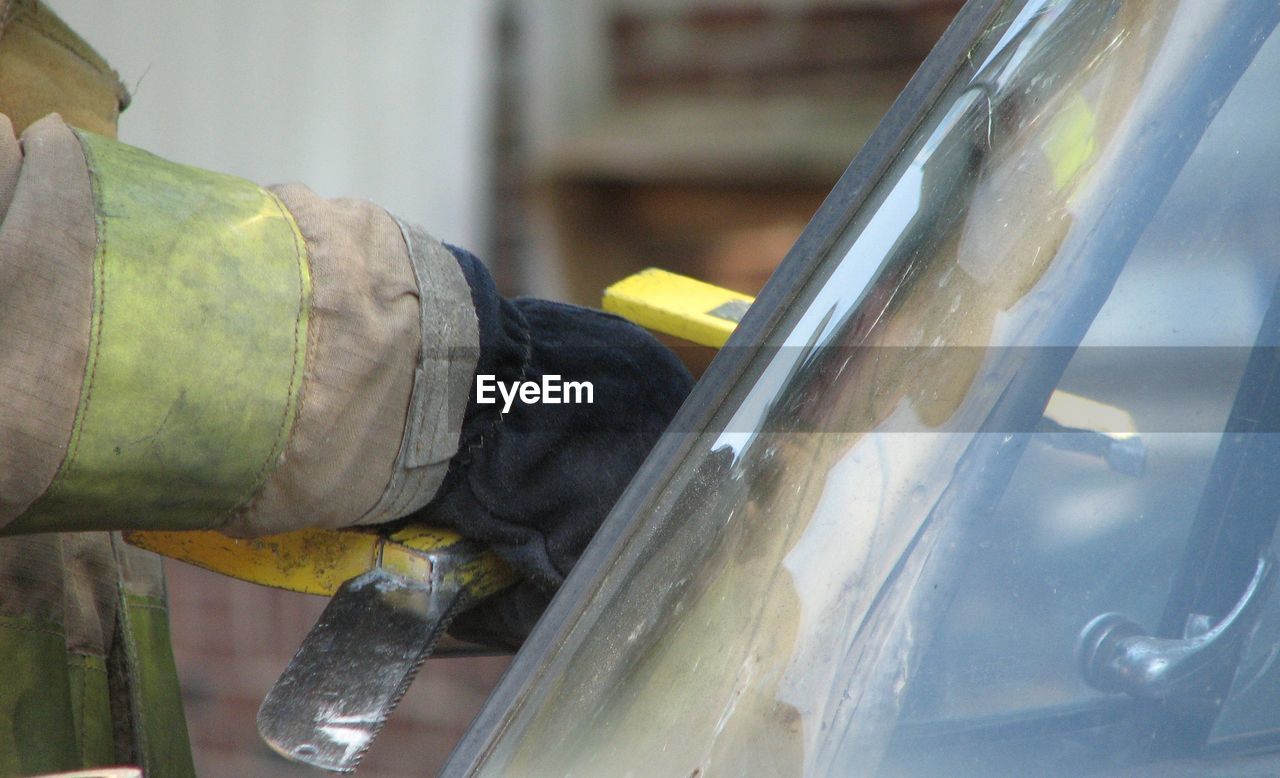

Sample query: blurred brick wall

[163,560,509,777]
[611,2,958,99]
[513,1,963,305]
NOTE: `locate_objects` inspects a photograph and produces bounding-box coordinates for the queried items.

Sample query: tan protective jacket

[0,2,478,775]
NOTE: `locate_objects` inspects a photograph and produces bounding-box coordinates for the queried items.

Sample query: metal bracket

[1076,556,1276,702]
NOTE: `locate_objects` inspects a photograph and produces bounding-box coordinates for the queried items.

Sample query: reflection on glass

[467,1,1280,775]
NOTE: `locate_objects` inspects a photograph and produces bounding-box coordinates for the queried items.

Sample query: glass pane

[902,14,1280,725]
[467,1,1280,775]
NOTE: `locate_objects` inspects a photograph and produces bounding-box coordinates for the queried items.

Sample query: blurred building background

[44,0,959,775]
[502,0,958,304]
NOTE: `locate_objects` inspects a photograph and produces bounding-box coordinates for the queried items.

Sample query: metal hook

[1076,556,1275,701]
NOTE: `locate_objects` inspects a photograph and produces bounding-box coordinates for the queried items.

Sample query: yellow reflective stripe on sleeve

[6,131,311,533]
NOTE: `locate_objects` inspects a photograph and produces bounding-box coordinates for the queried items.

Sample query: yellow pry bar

[603,268,755,348]
[125,525,517,599]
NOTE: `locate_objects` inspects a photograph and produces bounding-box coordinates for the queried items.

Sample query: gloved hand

[416,247,694,648]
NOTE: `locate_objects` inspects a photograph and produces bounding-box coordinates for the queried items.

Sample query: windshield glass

[460,1,1280,775]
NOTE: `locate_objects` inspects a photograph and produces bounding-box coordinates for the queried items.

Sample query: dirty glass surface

[467,1,1280,776]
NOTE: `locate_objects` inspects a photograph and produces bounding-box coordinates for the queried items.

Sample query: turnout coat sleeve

[0,113,480,538]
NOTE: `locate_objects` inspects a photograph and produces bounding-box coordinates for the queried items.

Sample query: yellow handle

[125,525,516,599]
[602,268,755,348]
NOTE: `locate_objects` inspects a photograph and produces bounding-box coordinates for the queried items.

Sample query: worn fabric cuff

[224,185,420,535]
[227,189,480,535]
[352,221,480,526]
[0,114,95,527]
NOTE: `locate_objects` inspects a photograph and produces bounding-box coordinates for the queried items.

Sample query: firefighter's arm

[0,114,691,614]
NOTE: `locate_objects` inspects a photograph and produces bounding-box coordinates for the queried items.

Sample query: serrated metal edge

[339,590,469,773]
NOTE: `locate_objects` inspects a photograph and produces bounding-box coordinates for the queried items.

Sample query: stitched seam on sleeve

[54,130,108,481]
[0,620,65,639]
[228,189,311,516]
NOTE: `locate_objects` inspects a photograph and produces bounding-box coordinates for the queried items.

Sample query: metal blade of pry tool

[258,566,464,772]
[256,527,517,773]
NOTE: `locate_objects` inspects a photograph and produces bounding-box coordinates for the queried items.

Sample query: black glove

[416,246,693,648]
